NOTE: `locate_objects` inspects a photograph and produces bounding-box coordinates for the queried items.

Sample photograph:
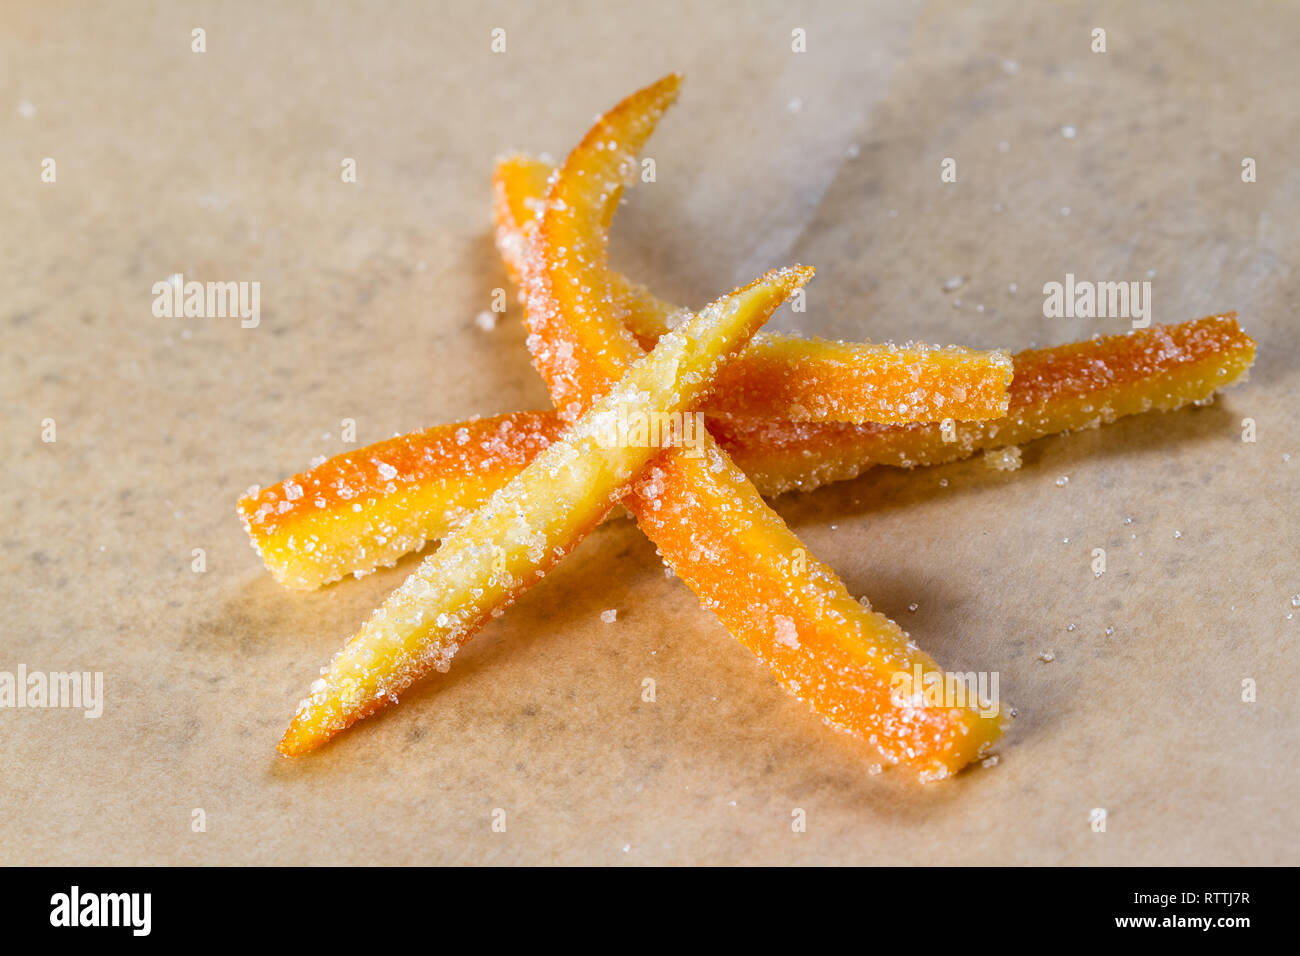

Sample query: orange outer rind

[714,312,1257,493]
[238,412,566,590]
[278,265,813,754]
[525,72,1002,779]
[495,153,1013,426]
[241,314,1255,591]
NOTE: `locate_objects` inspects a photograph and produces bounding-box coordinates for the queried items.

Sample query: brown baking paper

[2,0,1296,865]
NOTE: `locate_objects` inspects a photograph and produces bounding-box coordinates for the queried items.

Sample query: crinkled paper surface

[2,0,1296,864]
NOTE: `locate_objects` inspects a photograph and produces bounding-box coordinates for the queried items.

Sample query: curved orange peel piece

[495,153,1013,425]
[523,73,1001,779]
[278,265,813,755]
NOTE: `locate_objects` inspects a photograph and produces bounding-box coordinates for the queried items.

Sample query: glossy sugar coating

[526,73,1001,779]
[278,264,811,754]
[494,153,1013,425]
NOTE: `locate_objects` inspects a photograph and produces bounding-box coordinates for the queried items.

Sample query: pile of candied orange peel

[240,74,1256,781]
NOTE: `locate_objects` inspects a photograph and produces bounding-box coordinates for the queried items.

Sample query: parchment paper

[2,0,1296,865]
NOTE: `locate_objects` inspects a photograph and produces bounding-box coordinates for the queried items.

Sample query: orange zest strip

[495,153,1012,425]
[278,265,813,754]
[713,313,1257,493]
[240,315,1254,591]
[238,412,566,590]
[525,73,1002,779]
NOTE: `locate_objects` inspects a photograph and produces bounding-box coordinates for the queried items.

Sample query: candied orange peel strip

[240,314,1255,590]
[524,73,1002,779]
[239,412,567,590]
[495,153,1012,425]
[278,265,813,755]
[246,72,1259,779]
[715,312,1257,493]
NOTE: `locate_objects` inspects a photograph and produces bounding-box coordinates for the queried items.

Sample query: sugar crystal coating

[493,153,1013,426]
[257,71,1258,778]
[520,73,1004,778]
[278,205,809,754]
